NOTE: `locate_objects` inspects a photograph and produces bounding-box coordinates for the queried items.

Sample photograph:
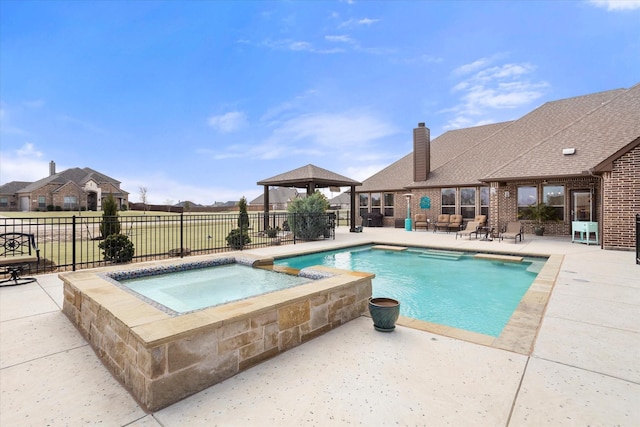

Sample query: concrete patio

[1,227,638,426]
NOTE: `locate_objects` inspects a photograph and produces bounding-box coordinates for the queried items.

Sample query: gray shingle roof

[486,84,640,180]
[0,181,32,195]
[359,85,635,192]
[17,167,123,193]
[249,187,300,205]
[257,164,361,187]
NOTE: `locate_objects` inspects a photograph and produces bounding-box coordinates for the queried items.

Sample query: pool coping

[270,243,562,355]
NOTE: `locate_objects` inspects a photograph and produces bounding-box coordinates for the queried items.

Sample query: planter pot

[534,226,545,236]
[368,297,400,332]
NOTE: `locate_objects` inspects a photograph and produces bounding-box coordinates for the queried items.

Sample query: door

[572,191,593,221]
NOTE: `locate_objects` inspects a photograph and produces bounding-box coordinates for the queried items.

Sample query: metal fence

[0,212,338,275]
[636,214,640,264]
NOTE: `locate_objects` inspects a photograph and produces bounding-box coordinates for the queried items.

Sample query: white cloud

[325,35,356,44]
[122,173,261,205]
[339,17,380,28]
[207,110,399,163]
[207,111,247,133]
[444,57,549,130]
[588,0,640,10]
[0,143,49,183]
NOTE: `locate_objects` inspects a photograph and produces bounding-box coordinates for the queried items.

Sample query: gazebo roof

[257,164,361,188]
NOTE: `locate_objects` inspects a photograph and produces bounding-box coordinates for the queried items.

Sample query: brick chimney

[413,123,430,182]
[49,160,56,176]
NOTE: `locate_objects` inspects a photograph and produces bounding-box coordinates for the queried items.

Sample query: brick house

[0,161,129,212]
[356,83,640,250]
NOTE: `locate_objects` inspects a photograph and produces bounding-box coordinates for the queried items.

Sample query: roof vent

[562,148,576,155]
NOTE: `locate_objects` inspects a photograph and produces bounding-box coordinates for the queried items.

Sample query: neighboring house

[357,83,640,250]
[0,161,129,212]
[249,187,300,210]
[329,192,351,210]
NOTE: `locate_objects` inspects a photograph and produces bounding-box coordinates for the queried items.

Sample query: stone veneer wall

[61,261,372,411]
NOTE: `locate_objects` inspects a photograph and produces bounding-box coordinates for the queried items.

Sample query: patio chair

[474,215,487,227]
[433,214,450,232]
[447,215,463,233]
[499,221,523,243]
[415,214,428,231]
[0,232,40,286]
[456,221,480,239]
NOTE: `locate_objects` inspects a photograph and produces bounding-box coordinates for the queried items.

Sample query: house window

[371,193,381,214]
[517,186,537,218]
[0,197,7,208]
[64,196,78,210]
[460,188,476,219]
[359,194,369,218]
[480,187,490,217]
[441,188,456,215]
[383,193,394,216]
[543,185,565,220]
[38,196,46,209]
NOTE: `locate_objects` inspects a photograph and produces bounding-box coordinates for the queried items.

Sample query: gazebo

[257,164,362,232]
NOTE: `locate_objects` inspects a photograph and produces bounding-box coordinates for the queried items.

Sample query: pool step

[412,249,463,261]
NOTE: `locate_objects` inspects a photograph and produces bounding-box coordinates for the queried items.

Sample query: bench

[0,232,40,286]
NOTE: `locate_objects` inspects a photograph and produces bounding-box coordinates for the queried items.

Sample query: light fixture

[562,148,576,155]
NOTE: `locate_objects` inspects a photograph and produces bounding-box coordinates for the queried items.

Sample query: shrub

[100,194,121,238]
[287,192,330,240]
[98,234,134,263]
[226,228,251,249]
[237,196,249,230]
[266,226,280,238]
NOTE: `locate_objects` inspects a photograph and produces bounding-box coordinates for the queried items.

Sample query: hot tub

[61,253,373,411]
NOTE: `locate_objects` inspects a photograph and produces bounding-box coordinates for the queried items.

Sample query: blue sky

[1,0,639,205]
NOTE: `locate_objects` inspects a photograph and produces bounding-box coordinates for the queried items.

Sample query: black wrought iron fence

[636,214,640,264]
[0,212,336,274]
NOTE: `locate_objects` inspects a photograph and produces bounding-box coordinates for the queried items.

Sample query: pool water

[275,246,544,337]
[120,264,311,313]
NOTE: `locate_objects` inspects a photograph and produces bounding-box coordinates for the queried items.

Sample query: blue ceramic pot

[368,297,400,332]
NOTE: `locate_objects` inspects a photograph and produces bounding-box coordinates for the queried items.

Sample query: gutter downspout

[589,168,604,249]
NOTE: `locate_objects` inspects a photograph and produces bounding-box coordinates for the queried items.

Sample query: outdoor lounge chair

[433,214,450,232]
[415,214,428,231]
[447,215,463,232]
[0,232,40,286]
[456,221,480,239]
[474,215,487,227]
[499,221,523,243]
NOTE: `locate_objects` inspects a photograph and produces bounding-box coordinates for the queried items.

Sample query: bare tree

[139,187,148,214]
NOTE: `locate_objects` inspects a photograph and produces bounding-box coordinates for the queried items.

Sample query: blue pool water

[275,246,544,337]
[120,264,311,314]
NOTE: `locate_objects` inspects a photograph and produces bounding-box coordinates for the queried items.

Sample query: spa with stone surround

[60,253,373,411]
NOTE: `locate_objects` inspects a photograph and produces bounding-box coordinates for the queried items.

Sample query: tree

[287,192,330,240]
[237,196,249,229]
[100,194,121,238]
[226,196,251,249]
[139,187,148,214]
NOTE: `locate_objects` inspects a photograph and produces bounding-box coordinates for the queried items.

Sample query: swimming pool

[275,245,546,337]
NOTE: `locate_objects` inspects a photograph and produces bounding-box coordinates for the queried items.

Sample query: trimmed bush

[98,234,134,263]
[226,228,251,249]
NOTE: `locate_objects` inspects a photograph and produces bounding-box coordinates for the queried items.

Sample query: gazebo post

[263,185,270,231]
[349,185,357,232]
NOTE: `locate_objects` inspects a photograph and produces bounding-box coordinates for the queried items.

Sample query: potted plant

[368,297,400,332]
[521,202,559,236]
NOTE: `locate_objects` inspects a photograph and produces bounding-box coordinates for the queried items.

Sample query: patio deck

[1,227,638,426]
